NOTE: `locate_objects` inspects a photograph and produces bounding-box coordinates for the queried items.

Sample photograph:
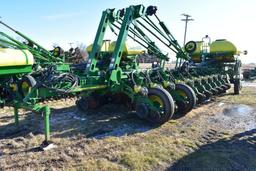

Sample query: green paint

[43,106,50,142]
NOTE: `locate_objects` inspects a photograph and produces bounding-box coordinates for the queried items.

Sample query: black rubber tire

[211,88,219,95]
[215,86,223,95]
[198,93,207,103]
[225,83,231,90]
[175,83,197,116]
[204,89,213,100]
[192,87,206,104]
[185,41,197,53]
[220,85,228,93]
[146,87,175,124]
[19,75,37,98]
[234,79,240,95]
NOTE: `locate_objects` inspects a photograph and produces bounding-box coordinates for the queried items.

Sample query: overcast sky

[1,0,255,63]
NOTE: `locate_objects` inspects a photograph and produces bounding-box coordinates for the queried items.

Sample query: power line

[181,13,194,46]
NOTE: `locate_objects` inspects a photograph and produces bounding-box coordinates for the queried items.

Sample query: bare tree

[65,42,88,64]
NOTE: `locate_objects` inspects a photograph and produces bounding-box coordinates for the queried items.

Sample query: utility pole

[181,14,194,46]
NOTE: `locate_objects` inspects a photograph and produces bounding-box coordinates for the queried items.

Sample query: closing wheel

[139,87,175,124]
[197,93,206,104]
[234,79,241,95]
[148,87,175,124]
[174,83,197,116]
[191,87,205,104]
[19,75,36,97]
[204,89,213,99]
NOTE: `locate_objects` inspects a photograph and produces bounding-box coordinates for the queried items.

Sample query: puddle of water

[244,120,256,131]
[73,116,86,121]
[59,111,87,121]
[223,104,254,118]
[207,104,256,126]
[242,81,256,88]
[218,102,225,107]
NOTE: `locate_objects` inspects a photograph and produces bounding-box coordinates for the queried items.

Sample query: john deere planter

[184,36,246,95]
[0,5,245,147]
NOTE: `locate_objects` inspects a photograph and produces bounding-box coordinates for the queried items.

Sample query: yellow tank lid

[86,40,111,53]
[108,41,144,55]
[86,41,144,56]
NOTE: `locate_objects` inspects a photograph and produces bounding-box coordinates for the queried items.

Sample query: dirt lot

[0,82,256,171]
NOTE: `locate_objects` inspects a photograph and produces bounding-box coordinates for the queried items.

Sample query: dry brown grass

[220,86,256,106]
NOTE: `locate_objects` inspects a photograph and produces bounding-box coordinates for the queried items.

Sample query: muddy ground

[0,82,256,171]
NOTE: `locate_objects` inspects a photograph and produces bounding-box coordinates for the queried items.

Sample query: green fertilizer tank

[185,38,240,63]
[209,39,237,62]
